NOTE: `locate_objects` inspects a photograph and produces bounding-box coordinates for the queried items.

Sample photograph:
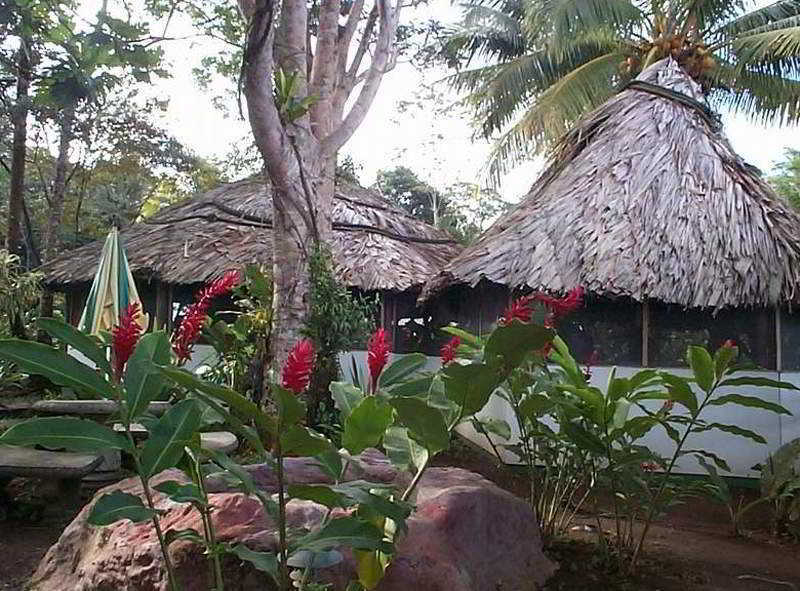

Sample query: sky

[139,0,798,203]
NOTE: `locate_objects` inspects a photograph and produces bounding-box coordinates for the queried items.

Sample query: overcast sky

[142,0,799,202]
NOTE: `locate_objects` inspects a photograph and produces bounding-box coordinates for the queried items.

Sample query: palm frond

[483,51,623,183]
[524,0,645,40]
[721,0,800,35]
[732,23,800,69]
[450,1,527,63]
[679,0,746,36]
[708,59,800,125]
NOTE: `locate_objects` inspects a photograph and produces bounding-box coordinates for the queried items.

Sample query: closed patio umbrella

[78,227,148,335]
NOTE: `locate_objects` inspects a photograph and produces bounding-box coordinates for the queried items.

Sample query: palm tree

[446,0,800,181]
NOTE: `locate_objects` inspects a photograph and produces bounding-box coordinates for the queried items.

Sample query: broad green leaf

[440,325,483,348]
[687,346,715,392]
[385,376,434,398]
[379,353,426,388]
[37,318,111,375]
[383,426,428,473]
[140,399,202,479]
[519,393,553,418]
[561,421,605,456]
[484,321,553,369]
[661,420,682,444]
[226,543,278,580]
[628,369,660,391]
[389,397,449,453]
[660,373,698,415]
[698,422,767,444]
[607,376,630,402]
[333,482,412,525]
[281,425,332,456]
[276,386,305,428]
[719,376,800,390]
[288,484,345,508]
[88,491,154,525]
[709,394,791,415]
[686,449,731,473]
[314,449,344,481]
[0,339,114,399]
[0,417,131,452]
[355,549,385,590]
[124,332,171,421]
[624,416,658,439]
[154,480,205,505]
[612,398,632,430]
[714,345,737,379]
[473,417,512,440]
[188,391,266,456]
[441,362,500,416]
[697,458,732,503]
[293,516,388,553]
[161,366,276,436]
[165,528,205,546]
[342,397,393,455]
[330,381,365,419]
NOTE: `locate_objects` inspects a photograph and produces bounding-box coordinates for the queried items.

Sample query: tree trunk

[6,37,32,265]
[39,106,75,322]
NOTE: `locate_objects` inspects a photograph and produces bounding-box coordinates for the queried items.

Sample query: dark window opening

[558,296,642,366]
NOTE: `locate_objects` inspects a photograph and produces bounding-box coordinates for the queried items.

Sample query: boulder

[30,451,556,591]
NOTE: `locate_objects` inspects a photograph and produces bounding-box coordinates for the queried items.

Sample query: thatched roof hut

[43,178,461,352]
[422,59,800,370]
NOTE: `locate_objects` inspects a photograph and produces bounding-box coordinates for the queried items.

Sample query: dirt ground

[0,444,798,591]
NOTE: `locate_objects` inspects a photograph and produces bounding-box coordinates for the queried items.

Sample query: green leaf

[473,417,512,440]
[37,318,111,375]
[330,381,365,419]
[709,394,791,415]
[342,397,394,455]
[383,426,429,473]
[293,516,388,554]
[697,458,732,503]
[226,543,278,580]
[0,417,131,452]
[714,344,737,379]
[154,480,205,505]
[484,321,553,369]
[441,362,500,416]
[519,393,553,418]
[440,325,483,348]
[165,528,206,546]
[288,484,346,508]
[378,353,426,388]
[281,425,333,456]
[624,416,658,439]
[140,399,202,479]
[333,482,412,526]
[389,397,449,453]
[660,373,698,415]
[686,450,731,473]
[719,376,800,390]
[607,377,631,402]
[314,449,344,481]
[187,391,266,456]
[124,332,171,421]
[88,491,154,525]
[0,339,114,399]
[385,376,434,398]
[561,421,605,456]
[698,422,768,444]
[160,366,276,436]
[612,398,632,430]
[276,386,305,428]
[687,346,715,392]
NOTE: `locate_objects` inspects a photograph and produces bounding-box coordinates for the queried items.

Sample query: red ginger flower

[282,339,315,394]
[112,302,143,381]
[500,296,533,325]
[367,328,390,392]
[440,336,461,365]
[534,287,584,322]
[723,339,737,349]
[172,270,241,364]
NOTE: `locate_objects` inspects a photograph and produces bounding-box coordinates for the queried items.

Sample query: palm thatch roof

[422,58,800,309]
[43,179,461,292]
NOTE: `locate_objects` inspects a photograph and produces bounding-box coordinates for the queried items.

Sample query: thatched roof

[44,179,461,292]
[422,59,800,309]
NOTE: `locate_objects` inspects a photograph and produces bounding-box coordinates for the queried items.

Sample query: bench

[0,445,102,514]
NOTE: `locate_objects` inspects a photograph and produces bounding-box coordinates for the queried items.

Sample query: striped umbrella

[78,227,149,335]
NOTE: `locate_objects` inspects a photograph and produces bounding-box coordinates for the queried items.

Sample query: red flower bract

[534,287,584,321]
[282,339,315,394]
[723,339,737,349]
[500,296,532,325]
[367,328,391,392]
[440,336,461,365]
[172,270,241,364]
[112,302,143,381]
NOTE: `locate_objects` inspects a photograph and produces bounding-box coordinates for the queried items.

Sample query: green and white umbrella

[78,227,148,335]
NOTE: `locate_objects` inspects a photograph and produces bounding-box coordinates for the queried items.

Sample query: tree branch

[323,0,402,155]
[309,0,341,136]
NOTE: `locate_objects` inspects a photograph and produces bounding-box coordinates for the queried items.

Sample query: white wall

[337,353,800,478]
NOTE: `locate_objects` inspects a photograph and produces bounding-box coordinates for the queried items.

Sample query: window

[558,296,642,366]
[780,308,800,371]
[648,304,775,369]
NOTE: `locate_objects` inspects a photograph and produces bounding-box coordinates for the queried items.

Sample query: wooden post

[776,306,782,373]
[641,300,650,367]
[154,282,173,332]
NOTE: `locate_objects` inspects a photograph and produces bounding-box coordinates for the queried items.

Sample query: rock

[30,452,555,591]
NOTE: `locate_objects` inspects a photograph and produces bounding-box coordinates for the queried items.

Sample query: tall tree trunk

[6,37,32,265]
[39,106,75,322]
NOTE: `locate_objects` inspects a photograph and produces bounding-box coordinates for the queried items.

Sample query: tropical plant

[760,436,800,538]
[445,0,800,179]
[0,249,42,340]
[769,147,800,209]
